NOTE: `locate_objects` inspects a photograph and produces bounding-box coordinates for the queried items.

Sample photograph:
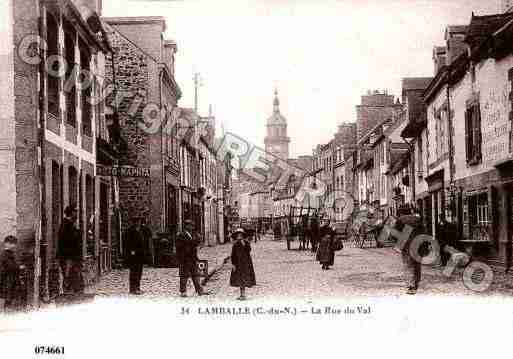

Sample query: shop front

[453,165,513,267]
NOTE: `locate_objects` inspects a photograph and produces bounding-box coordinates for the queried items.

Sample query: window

[47,13,59,118]
[68,166,78,208]
[466,192,490,241]
[417,135,424,177]
[64,19,76,126]
[434,107,447,159]
[86,175,94,255]
[80,40,92,136]
[465,101,482,164]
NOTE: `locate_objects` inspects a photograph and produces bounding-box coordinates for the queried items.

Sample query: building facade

[103,17,182,263]
[0,0,112,306]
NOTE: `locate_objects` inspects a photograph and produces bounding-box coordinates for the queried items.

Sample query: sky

[103,0,500,158]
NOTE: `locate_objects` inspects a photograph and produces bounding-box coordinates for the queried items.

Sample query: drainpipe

[159,67,166,236]
[446,81,456,224]
[38,14,48,304]
[401,136,415,205]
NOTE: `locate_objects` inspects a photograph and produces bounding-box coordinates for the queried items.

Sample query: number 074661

[34,346,65,355]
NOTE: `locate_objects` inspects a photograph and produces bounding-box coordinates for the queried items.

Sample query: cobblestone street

[89,236,513,301]
[88,243,231,299]
[210,236,513,300]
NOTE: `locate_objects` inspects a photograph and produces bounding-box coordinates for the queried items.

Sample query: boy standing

[0,236,24,312]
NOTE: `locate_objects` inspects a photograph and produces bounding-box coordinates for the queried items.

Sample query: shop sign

[97,165,150,178]
[481,82,511,166]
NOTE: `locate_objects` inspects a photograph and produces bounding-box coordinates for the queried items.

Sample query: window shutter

[476,103,482,160]
[488,185,497,241]
[464,109,471,162]
[462,192,469,239]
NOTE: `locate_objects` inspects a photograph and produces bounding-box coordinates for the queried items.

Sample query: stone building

[400,12,513,270]
[103,16,182,262]
[332,123,357,221]
[199,131,219,246]
[0,0,111,305]
[356,90,402,141]
[178,109,201,233]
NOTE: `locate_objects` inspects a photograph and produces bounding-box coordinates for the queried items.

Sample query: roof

[267,112,287,125]
[465,12,513,48]
[267,89,288,125]
[390,151,410,175]
[401,77,434,95]
[403,77,431,125]
[102,16,167,30]
[446,25,468,35]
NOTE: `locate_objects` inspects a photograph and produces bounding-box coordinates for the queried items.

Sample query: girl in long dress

[229,228,256,300]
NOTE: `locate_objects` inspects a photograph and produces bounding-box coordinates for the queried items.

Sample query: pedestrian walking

[57,205,84,295]
[125,217,146,295]
[316,225,336,270]
[394,205,426,295]
[229,228,256,300]
[0,236,24,312]
[140,218,153,265]
[176,219,209,297]
[273,221,281,241]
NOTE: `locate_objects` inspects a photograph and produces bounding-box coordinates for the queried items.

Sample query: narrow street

[89,236,513,301]
[211,237,479,299]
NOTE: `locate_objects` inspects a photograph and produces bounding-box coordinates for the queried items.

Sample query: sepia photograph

[2,0,513,357]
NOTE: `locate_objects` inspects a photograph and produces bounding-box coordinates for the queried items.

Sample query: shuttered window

[465,102,482,165]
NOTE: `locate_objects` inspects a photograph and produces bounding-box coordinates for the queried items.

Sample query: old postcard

[1,0,513,357]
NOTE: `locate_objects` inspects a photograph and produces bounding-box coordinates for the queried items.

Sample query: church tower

[264,89,290,160]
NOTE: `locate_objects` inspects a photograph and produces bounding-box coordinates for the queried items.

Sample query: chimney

[163,40,178,76]
[432,46,447,75]
[445,25,468,65]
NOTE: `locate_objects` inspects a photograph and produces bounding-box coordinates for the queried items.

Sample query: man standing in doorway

[125,217,146,295]
[176,219,209,297]
[57,205,84,295]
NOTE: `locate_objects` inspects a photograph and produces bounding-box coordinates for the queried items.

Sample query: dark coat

[310,218,320,244]
[57,217,82,261]
[124,225,146,266]
[395,214,428,256]
[230,240,256,288]
[316,235,335,265]
[0,249,23,308]
[175,231,200,277]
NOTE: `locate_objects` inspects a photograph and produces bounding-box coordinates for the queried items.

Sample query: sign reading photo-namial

[97,165,151,178]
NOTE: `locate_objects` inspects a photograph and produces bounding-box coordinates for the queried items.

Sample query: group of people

[125,217,257,300]
[0,204,85,312]
[0,199,442,311]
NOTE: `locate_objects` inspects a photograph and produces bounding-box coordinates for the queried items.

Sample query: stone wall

[106,28,152,238]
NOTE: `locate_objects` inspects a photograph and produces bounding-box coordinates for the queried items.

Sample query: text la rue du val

[179,305,372,317]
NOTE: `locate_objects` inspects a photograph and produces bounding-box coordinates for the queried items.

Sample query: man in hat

[57,205,84,295]
[125,216,146,295]
[175,219,209,297]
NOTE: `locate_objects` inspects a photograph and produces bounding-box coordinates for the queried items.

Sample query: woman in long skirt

[230,228,256,300]
[316,225,335,270]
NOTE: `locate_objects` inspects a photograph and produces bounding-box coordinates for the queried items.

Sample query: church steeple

[273,88,280,114]
[265,87,290,160]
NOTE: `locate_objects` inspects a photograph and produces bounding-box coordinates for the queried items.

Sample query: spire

[273,88,280,114]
